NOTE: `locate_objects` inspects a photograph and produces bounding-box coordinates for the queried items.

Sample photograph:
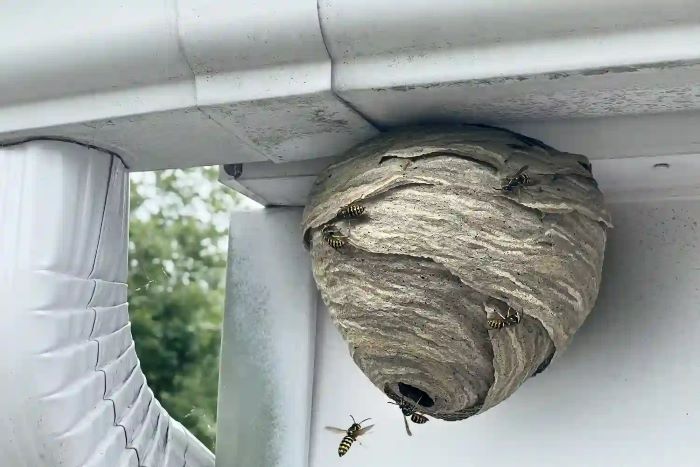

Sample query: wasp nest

[302,125,611,420]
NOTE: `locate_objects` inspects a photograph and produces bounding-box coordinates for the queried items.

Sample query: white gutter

[2,1,700,173]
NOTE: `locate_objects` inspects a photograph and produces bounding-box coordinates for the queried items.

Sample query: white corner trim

[218,208,318,467]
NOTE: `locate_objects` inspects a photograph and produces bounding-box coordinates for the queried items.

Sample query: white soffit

[221,112,700,206]
[221,152,700,207]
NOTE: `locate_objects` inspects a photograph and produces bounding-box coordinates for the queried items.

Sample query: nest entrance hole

[398,382,435,407]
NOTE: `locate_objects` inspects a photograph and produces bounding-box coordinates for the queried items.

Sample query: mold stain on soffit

[369,59,700,92]
[351,59,700,123]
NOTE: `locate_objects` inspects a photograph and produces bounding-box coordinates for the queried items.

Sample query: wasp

[325,415,374,457]
[496,165,533,192]
[487,306,521,329]
[337,202,366,219]
[388,396,429,436]
[322,224,348,249]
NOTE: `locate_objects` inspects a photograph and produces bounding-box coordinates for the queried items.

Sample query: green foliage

[127,167,240,451]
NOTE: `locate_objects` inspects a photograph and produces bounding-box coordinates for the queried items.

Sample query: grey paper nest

[302,125,611,420]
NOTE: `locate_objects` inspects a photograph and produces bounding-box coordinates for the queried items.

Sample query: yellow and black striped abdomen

[487,318,507,329]
[411,413,429,424]
[325,235,347,249]
[338,435,355,457]
[322,224,348,250]
[337,203,365,219]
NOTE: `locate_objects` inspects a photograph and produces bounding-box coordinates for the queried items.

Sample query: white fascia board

[3,0,700,174]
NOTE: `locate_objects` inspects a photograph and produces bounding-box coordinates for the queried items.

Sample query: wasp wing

[325,426,347,434]
[354,424,374,437]
[492,307,507,319]
[513,165,529,177]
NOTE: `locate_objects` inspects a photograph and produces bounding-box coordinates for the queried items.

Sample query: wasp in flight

[388,396,429,436]
[337,202,366,219]
[326,415,374,457]
[487,306,521,329]
[322,224,348,250]
[496,165,533,192]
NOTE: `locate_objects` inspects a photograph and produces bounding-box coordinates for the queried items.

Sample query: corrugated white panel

[0,140,214,466]
[163,420,190,467]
